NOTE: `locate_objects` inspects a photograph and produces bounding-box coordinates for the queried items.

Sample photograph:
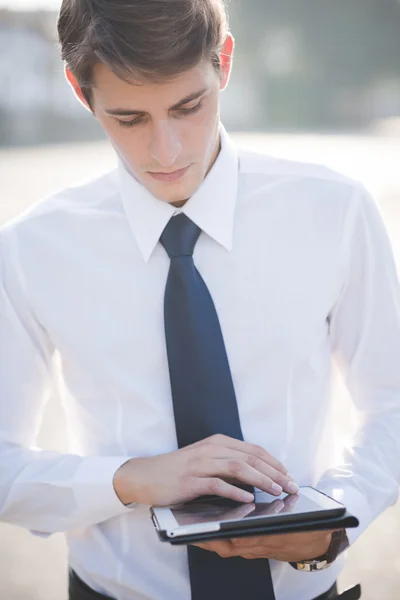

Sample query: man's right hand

[113,434,299,507]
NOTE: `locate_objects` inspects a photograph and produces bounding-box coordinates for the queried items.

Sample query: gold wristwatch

[289,530,349,572]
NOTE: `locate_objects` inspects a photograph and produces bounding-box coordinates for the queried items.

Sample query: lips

[148,165,190,183]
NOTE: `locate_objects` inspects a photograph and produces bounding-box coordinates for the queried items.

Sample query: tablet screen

[170,490,328,527]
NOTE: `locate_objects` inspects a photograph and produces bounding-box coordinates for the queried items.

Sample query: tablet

[151,486,346,541]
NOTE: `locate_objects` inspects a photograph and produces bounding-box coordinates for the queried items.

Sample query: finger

[195,477,255,503]
[231,535,267,549]
[198,435,287,473]
[192,540,234,558]
[191,541,217,550]
[196,459,290,496]
[297,529,339,540]
[204,435,289,476]
[199,447,298,494]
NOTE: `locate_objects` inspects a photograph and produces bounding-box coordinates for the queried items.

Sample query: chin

[150,180,200,205]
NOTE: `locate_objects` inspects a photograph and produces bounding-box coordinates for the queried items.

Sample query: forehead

[91,61,217,111]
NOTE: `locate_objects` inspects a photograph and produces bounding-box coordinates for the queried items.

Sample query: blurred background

[1,0,400,145]
[1,0,400,599]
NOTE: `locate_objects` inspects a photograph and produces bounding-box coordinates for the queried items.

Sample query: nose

[149,120,182,169]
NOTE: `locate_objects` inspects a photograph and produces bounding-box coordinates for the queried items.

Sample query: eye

[177,100,203,117]
[115,115,145,129]
[114,100,203,129]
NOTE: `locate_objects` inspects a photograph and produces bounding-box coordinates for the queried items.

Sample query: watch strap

[289,529,349,571]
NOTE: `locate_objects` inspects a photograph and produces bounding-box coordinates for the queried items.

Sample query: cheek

[103,124,149,169]
[196,103,219,135]
[183,115,218,165]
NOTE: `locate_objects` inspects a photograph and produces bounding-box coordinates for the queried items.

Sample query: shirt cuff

[316,480,372,547]
[72,456,135,523]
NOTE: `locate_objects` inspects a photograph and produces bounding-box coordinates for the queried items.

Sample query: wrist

[113,458,139,505]
[289,530,349,572]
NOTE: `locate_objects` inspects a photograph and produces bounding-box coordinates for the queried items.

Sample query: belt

[315,582,362,600]
[69,569,361,600]
[69,570,113,600]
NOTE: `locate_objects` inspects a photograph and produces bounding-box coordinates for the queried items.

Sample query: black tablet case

[151,508,359,546]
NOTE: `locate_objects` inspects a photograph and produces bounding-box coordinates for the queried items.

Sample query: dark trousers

[69,569,361,600]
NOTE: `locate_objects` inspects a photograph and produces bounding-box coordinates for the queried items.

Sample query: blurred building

[1,0,400,147]
[0,9,103,146]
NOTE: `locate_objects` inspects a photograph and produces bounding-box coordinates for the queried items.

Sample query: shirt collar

[117,123,239,262]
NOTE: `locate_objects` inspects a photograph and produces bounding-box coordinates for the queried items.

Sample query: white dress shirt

[1,124,400,600]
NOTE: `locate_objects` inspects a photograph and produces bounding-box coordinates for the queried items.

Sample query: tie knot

[160,213,201,258]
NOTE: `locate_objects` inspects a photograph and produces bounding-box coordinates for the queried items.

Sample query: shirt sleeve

[317,183,400,546]
[0,228,134,534]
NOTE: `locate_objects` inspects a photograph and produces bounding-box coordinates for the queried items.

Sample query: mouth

[147,165,190,183]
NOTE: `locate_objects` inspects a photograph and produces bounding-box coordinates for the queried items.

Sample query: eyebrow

[104,87,208,117]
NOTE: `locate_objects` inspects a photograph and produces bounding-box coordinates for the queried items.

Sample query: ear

[65,67,92,112]
[219,33,235,91]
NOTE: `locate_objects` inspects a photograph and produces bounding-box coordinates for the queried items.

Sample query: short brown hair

[58,0,229,106]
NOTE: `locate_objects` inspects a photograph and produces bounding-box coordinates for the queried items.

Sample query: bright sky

[1,0,60,9]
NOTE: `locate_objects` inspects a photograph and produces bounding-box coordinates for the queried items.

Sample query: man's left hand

[192,530,338,562]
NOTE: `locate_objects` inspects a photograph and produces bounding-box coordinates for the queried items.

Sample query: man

[0,0,399,599]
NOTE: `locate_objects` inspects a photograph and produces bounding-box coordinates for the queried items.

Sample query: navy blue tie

[160,213,276,600]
